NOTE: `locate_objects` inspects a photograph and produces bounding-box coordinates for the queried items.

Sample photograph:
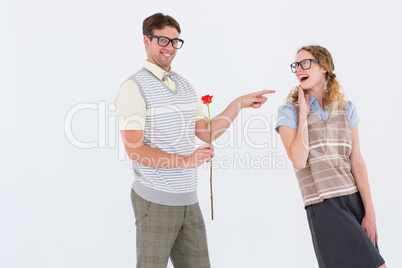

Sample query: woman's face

[294,50,327,91]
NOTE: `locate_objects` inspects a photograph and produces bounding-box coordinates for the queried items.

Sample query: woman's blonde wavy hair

[285,45,345,110]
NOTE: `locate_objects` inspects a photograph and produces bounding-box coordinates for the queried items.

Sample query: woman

[276,45,386,268]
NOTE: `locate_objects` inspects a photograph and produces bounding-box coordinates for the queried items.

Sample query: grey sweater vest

[129,68,198,206]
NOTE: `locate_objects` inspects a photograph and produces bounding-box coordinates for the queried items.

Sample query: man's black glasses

[147,35,184,49]
[290,59,320,73]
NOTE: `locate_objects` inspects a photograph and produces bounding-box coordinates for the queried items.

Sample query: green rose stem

[206,103,214,221]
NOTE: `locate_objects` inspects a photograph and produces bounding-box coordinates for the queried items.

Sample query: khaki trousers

[131,189,211,268]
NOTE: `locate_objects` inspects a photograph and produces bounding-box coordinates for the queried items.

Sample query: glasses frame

[147,35,184,49]
[290,59,320,73]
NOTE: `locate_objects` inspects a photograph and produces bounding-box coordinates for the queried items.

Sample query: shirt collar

[307,93,331,114]
[144,61,177,81]
[307,94,318,107]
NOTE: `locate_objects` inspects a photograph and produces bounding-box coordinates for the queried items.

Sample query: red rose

[201,94,213,104]
[200,93,214,220]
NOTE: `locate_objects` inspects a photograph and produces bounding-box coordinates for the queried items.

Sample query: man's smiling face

[144,26,180,72]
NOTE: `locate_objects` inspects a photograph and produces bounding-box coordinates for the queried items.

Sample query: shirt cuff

[275,105,298,134]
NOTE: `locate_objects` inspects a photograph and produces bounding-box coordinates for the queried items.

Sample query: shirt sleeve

[196,98,207,121]
[188,82,206,121]
[345,101,360,129]
[275,104,298,134]
[114,79,146,130]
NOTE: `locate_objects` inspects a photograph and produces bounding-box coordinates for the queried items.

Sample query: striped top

[129,68,199,206]
[292,102,358,207]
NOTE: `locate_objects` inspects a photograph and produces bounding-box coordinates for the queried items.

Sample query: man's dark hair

[142,13,181,36]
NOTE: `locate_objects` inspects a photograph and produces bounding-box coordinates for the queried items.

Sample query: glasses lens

[158,37,169,46]
[290,63,297,73]
[300,60,311,70]
[172,39,183,49]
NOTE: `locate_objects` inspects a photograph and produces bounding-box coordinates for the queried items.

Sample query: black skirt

[306,192,385,268]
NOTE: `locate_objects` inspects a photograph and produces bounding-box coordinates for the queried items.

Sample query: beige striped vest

[292,102,358,207]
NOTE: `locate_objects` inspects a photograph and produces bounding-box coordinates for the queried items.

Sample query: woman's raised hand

[298,85,310,118]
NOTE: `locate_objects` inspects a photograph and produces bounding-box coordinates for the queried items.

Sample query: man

[115,13,274,268]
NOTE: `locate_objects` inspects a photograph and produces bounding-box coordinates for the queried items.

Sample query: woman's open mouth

[299,75,309,83]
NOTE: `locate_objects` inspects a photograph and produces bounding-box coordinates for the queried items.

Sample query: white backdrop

[2,0,401,267]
